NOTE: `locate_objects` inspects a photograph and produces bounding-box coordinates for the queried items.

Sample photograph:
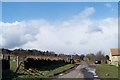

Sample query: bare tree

[86,53,95,62]
[95,51,105,61]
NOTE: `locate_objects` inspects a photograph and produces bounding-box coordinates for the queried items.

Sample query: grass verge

[96,64,119,79]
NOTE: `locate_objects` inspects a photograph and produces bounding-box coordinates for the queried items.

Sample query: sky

[1,2,118,55]
[2,0,120,2]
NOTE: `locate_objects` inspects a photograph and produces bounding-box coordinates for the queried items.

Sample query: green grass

[10,61,17,72]
[16,64,75,78]
[96,64,119,78]
[49,64,75,76]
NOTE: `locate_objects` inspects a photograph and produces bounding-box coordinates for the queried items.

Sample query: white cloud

[74,7,95,19]
[0,7,118,55]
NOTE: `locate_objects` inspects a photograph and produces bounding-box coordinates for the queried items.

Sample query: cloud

[74,7,95,19]
[0,20,40,48]
[0,7,118,54]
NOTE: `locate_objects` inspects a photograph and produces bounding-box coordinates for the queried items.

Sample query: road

[57,61,100,79]
[58,64,84,78]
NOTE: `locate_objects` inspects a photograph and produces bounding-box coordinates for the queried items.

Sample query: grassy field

[96,64,120,79]
[10,61,17,72]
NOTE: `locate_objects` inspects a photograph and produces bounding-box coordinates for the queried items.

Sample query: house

[109,48,120,67]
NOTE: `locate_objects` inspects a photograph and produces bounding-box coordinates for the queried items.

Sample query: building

[109,48,120,67]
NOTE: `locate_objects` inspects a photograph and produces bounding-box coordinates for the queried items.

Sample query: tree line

[1,48,109,63]
[1,48,66,58]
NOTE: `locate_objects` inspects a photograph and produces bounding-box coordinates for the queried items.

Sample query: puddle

[59,73,64,76]
[85,67,99,78]
[87,67,96,75]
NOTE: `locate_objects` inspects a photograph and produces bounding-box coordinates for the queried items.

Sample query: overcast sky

[1,2,118,55]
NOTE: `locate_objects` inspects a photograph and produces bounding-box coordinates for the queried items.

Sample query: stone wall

[111,56,120,67]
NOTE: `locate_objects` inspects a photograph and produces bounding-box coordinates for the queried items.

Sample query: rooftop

[110,48,120,56]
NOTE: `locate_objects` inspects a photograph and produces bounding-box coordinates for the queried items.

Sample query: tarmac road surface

[58,64,84,78]
[57,61,100,80]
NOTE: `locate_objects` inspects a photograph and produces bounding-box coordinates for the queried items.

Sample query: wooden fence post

[17,56,19,67]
